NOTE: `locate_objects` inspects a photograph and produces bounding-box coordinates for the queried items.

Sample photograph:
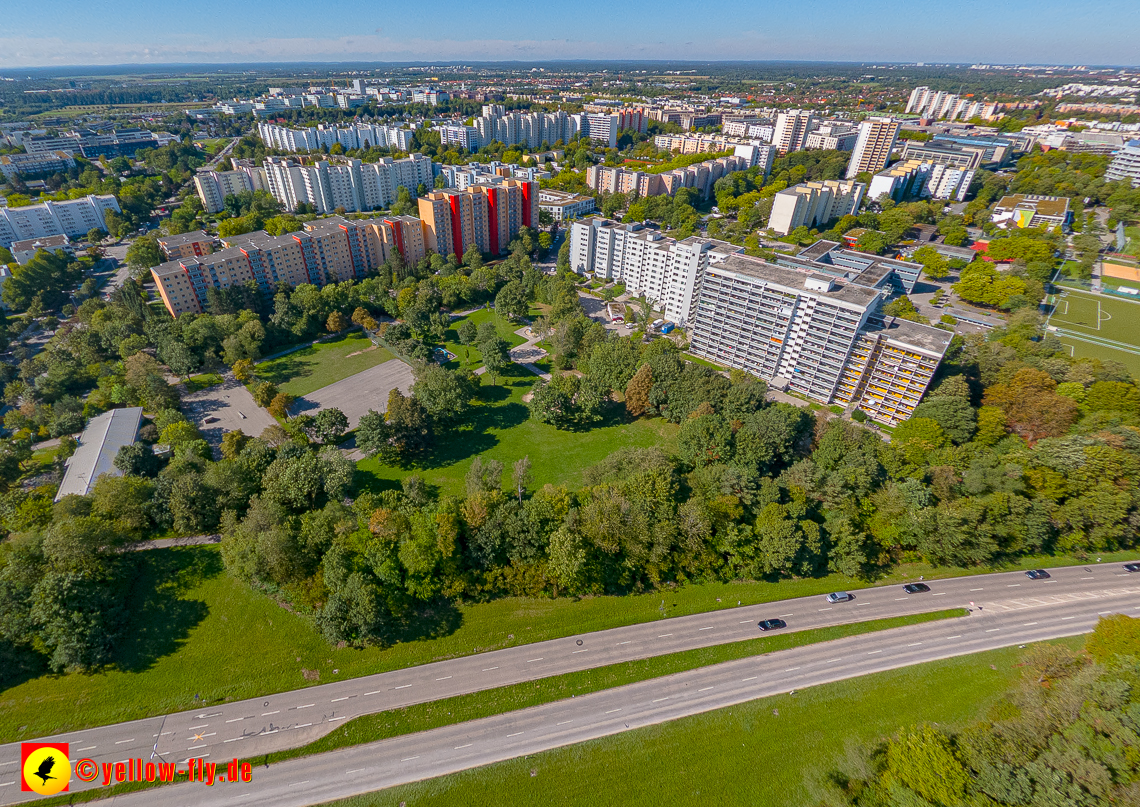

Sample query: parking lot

[181,377,278,449]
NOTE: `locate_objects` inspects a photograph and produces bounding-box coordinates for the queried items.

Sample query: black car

[758,619,787,631]
[903,583,931,594]
[1124,562,1140,573]
[1025,569,1051,580]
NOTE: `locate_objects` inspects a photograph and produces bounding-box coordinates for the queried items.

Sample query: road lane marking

[0,782,14,788]
[297,704,314,709]
[363,691,383,696]
[188,724,208,730]
[785,667,801,672]
[224,737,244,743]
[742,677,757,681]
[1062,616,1076,620]
[527,658,544,663]
[818,608,832,611]
[395,684,412,689]
[188,744,208,750]
[651,698,669,703]
[1099,611,1113,615]
[970,588,984,591]
[857,603,870,606]
[225,718,244,723]
[932,592,947,596]
[455,744,473,749]
[435,677,452,682]
[507,731,524,737]
[296,723,311,729]
[986,628,1001,632]
[658,634,673,638]
[868,650,882,654]
[946,635,962,639]
[699,627,714,631]
[401,756,419,762]
[115,739,135,744]
[617,641,631,645]
[894,597,908,600]
[605,709,622,714]
[824,658,842,663]
[483,667,499,671]
[698,687,714,692]
[76,746,96,752]
[1007,584,1021,587]
[327,716,348,722]
[779,614,794,617]
[347,769,368,774]
[329,699,347,704]
[290,782,309,787]
[1023,622,1038,626]
[573,649,589,653]
[265,709,282,713]
[557,720,574,725]
[739,620,753,624]
[907,643,923,647]
[1081,576,1095,580]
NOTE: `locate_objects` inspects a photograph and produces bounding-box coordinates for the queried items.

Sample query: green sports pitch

[1046,288,1140,376]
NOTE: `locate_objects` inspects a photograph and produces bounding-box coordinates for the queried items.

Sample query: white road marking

[434,677,451,682]
[658,634,673,638]
[986,628,1001,632]
[1081,576,1095,580]
[824,658,842,663]
[225,718,244,723]
[932,592,947,596]
[0,782,14,788]
[699,627,714,631]
[742,676,757,681]
[698,687,714,692]
[455,744,472,749]
[395,684,412,690]
[327,716,348,722]
[527,658,544,663]
[265,708,283,712]
[1099,611,1113,615]
[605,709,622,714]
[739,620,753,624]
[857,603,870,606]
[785,667,801,672]
[296,723,311,729]
[346,769,368,775]
[401,756,419,762]
[188,724,208,730]
[818,608,832,611]
[907,642,923,647]
[894,597,908,601]
[651,698,669,703]
[482,667,499,672]
[868,650,882,654]
[188,744,208,750]
[1023,622,1038,626]
[297,704,314,709]
[290,782,309,787]
[76,746,97,752]
[224,737,244,743]
[1007,584,1021,588]
[1062,616,1076,620]
[329,699,347,704]
[970,588,984,591]
[557,719,575,725]
[507,732,524,737]
[617,641,631,645]
[779,613,794,617]
[363,691,383,696]
[573,649,589,653]
[946,635,962,639]
[115,739,135,744]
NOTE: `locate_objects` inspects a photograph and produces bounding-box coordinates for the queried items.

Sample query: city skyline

[2,0,1138,68]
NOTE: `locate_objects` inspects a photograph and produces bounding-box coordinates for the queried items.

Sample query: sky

[1,0,1137,68]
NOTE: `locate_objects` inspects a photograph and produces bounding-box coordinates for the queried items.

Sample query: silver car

[826,592,852,603]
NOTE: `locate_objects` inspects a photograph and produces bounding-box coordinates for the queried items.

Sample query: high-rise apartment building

[773,110,817,155]
[905,87,999,122]
[768,180,866,236]
[868,160,975,202]
[1105,140,1140,187]
[418,179,537,257]
[0,194,121,248]
[260,155,434,214]
[193,166,268,213]
[156,230,214,260]
[586,155,749,200]
[687,250,950,423]
[258,122,415,153]
[845,117,902,179]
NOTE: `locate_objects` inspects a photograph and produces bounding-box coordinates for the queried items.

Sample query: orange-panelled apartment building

[151,179,538,318]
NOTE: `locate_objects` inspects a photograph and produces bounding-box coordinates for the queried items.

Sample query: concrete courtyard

[181,377,278,448]
[290,358,416,428]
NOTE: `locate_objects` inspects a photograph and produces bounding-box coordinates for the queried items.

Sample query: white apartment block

[804,123,861,152]
[568,217,739,325]
[723,119,775,141]
[688,253,951,423]
[773,110,817,155]
[586,154,749,200]
[193,166,268,213]
[0,150,76,180]
[258,122,415,154]
[905,87,999,122]
[0,195,121,248]
[538,189,596,221]
[846,118,902,179]
[1106,140,1140,188]
[261,155,434,214]
[768,180,866,236]
[868,159,975,202]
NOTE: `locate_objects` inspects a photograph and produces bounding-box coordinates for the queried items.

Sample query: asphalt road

[1,563,1137,804]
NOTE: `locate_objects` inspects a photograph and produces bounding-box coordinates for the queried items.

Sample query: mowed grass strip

[257,331,395,397]
[1051,288,1140,345]
[5,536,1137,743]
[25,610,964,807]
[315,639,1084,807]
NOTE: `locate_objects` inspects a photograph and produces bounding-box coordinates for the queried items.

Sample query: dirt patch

[344,345,379,358]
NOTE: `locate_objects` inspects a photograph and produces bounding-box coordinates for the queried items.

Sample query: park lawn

[317,640,1081,807]
[184,371,225,392]
[441,308,531,371]
[256,332,395,397]
[354,365,679,497]
[1,532,1131,743]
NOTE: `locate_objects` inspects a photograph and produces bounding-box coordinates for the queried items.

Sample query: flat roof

[157,230,210,247]
[55,407,143,501]
[11,234,70,251]
[798,240,840,261]
[713,254,881,308]
[994,194,1070,218]
[867,316,954,357]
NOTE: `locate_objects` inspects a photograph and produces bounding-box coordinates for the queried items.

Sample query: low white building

[538,189,596,221]
[10,234,72,264]
[54,407,143,501]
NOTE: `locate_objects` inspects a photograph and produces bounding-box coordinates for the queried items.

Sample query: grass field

[184,371,225,392]
[3,536,1132,744]
[354,364,678,497]
[440,308,530,372]
[1046,287,1140,376]
[317,639,1082,807]
[256,332,395,397]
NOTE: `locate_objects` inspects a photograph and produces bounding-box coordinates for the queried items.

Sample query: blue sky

[1,0,1137,67]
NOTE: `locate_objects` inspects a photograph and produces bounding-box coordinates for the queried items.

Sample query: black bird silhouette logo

[33,756,56,785]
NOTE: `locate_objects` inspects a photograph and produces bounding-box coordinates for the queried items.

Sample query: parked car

[1124,562,1140,573]
[758,619,787,631]
[1025,569,1051,580]
[903,583,931,594]
[826,592,852,604]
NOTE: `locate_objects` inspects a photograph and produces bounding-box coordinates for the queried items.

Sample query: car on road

[902,583,931,594]
[826,592,852,603]
[758,619,787,631]
[1124,562,1140,573]
[1025,569,1051,580]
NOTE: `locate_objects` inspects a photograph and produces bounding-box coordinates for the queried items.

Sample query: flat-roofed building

[55,407,144,501]
[768,180,865,236]
[846,117,902,179]
[10,234,72,265]
[991,194,1071,231]
[538,189,596,221]
[0,194,121,248]
[157,230,214,260]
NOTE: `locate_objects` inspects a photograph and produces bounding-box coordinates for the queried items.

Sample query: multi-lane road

[1,563,1137,804]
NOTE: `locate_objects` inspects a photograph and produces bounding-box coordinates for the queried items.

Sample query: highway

[0,562,1137,803]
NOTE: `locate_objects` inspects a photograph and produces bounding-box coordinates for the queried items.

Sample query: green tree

[125,236,164,275]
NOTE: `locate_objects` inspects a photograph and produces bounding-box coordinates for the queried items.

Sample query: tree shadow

[384,598,463,646]
[112,547,221,674]
[0,639,49,693]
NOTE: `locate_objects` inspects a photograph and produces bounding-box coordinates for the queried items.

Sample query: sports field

[1046,287,1140,377]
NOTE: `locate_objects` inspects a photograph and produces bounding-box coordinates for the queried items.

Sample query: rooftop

[156,230,211,248]
[994,194,1070,218]
[713,254,881,308]
[54,407,143,502]
[866,316,954,357]
[11,234,70,252]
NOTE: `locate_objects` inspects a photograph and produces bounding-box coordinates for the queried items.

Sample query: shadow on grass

[112,547,221,674]
[385,598,464,646]
[0,640,49,692]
